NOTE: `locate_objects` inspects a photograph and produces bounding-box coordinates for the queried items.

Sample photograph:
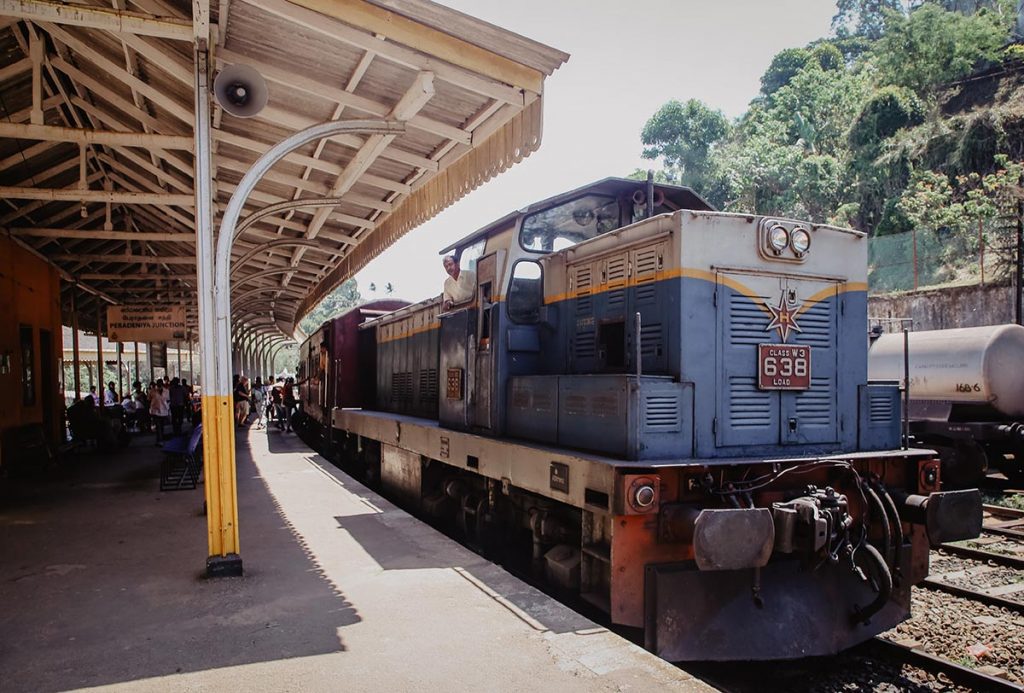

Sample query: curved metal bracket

[209,119,404,396]
[230,238,327,281]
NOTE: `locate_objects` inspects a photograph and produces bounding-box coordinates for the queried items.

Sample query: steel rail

[919,578,1024,615]
[868,637,1022,691]
[984,503,1024,519]
[938,539,1024,571]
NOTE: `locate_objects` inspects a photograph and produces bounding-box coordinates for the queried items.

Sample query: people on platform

[168,377,187,436]
[149,379,170,445]
[67,395,117,449]
[270,381,285,431]
[133,381,150,433]
[282,377,296,433]
[441,255,476,312]
[104,381,118,406]
[252,377,267,430]
[234,376,252,427]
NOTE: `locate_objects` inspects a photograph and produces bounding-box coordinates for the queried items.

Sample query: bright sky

[354,0,837,301]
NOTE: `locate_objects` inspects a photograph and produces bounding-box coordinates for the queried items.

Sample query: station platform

[0,426,714,692]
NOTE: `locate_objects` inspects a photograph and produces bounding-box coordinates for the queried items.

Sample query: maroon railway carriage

[296,300,410,444]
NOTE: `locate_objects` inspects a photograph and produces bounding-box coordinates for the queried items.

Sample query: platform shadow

[319,465,603,637]
[0,425,359,693]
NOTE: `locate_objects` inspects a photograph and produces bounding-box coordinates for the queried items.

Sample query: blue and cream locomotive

[300,178,980,661]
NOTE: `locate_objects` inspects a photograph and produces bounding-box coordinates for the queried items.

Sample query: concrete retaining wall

[868,282,1016,330]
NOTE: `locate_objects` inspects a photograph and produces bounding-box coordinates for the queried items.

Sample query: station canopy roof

[0,0,567,342]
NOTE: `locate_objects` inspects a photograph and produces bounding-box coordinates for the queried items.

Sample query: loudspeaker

[213,64,268,118]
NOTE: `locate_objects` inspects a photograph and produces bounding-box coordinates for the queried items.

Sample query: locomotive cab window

[508,260,542,324]
[520,194,620,253]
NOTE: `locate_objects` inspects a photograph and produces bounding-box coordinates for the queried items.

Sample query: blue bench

[160,424,203,491]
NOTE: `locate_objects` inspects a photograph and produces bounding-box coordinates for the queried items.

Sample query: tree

[299,278,362,334]
[760,48,812,95]
[847,86,924,151]
[640,99,729,196]
[870,3,1009,98]
[831,0,910,39]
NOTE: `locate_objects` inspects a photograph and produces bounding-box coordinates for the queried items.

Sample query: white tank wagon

[868,324,1024,484]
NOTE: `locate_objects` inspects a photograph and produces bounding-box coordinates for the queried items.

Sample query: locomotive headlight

[623,475,660,514]
[634,484,656,509]
[767,225,789,254]
[791,228,811,256]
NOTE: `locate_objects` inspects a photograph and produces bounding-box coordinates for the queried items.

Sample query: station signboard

[107,305,187,343]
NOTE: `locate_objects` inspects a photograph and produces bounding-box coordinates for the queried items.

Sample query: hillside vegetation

[638,0,1024,291]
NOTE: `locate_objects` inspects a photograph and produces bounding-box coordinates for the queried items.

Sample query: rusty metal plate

[446,367,463,400]
[645,554,911,661]
[757,343,811,390]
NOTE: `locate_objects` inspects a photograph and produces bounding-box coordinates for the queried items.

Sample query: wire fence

[868,219,1019,294]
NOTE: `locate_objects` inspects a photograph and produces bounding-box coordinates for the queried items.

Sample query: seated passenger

[441,255,476,312]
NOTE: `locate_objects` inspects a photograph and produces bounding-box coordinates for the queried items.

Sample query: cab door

[468,251,504,431]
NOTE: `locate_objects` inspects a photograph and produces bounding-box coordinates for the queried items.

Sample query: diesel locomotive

[297,177,981,661]
[869,324,1024,486]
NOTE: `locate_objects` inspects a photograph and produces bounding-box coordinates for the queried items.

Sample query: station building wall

[0,237,63,466]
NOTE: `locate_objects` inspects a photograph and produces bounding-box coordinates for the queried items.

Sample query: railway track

[867,637,1023,691]
[307,425,1024,689]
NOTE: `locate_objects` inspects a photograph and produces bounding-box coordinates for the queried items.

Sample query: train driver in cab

[441,254,476,311]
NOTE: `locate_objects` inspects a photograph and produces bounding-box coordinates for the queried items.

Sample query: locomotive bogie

[331,406,976,659]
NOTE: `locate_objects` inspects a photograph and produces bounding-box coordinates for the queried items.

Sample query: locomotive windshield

[519,194,620,252]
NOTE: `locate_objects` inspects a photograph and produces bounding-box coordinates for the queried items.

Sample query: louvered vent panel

[793,301,833,348]
[869,391,895,424]
[636,284,657,302]
[607,257,627,286]
[574,265,592,292]
[729,377,772,428]
[392,372,413,401]
[607,289,625,307]
[729,294,771,346]
[575,331,597,358]
[794,377,833,425]
[420,369,438,403]
[573,264,594,315]
[635,248,658,280]
[640,323,662,356]
[645,395,680,430]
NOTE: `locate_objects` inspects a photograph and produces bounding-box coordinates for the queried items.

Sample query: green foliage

[626,168,676,184]
[957,112,1005,172]
[760,48,812,95]
[870,3,1009,98]
[636,0,1023,247]
[298,279,362,335]
[640,99,729,196]
[812,43,845,71]
[831,0,907,39]
[848,86,925,150]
